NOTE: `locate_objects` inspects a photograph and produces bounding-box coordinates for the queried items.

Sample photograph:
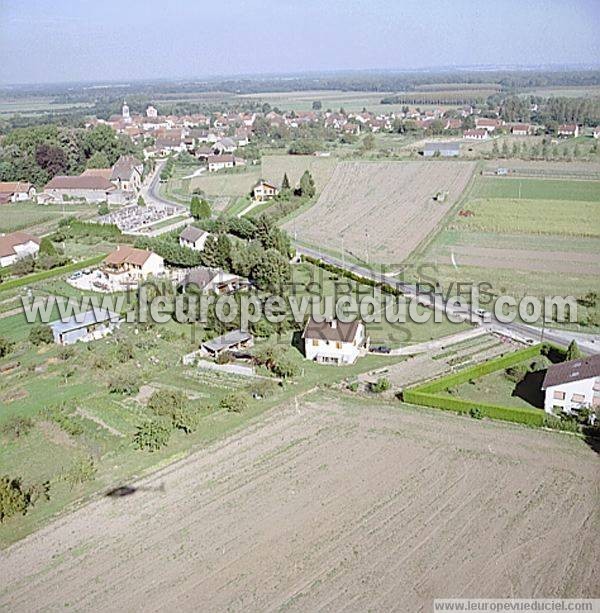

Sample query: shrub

[147,389,198,433]
[115,340,135,362]
[133,420,171,451]
[1,416,34,441]
[0,336,14,358]
[216,351,231,365]
[0,476,29,522]
[57,345,75,361]
[504,364,528,383]
[62,456,97,488]
[108,372,139,395]
[469,407,484,420]
[220,392,248,413]
[247,379,279,399]
[543,414,580,433]
[29,324,54,346]
[370,377,391,393]
[347,381,359,392]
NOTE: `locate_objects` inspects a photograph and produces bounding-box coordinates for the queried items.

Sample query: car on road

[371,345,391,354]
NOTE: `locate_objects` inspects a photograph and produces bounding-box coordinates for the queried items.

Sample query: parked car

[371,345,391,354]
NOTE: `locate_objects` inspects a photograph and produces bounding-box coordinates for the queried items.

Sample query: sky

[1,0,599,85]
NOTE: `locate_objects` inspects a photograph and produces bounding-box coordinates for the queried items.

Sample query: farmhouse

[44,175,116,203]
[180,266,250,295]
[558,124,579,138]
[103,245,165,282]
[110,155,143,191]
[252,179,279,201]
[201,329,254,358]
[0,182,36,204]
[423,142,460,157]
[179,226,210,251]
[207,154,236,172]
[511,124,530,136]
[50,309,120,345]
[303,317,368,365]
[463,129,489,140]
[0,231,40,267]
[542,354,600,418]
[475,117,502,132]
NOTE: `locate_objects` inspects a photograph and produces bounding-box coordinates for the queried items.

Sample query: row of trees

[0,124,138,186]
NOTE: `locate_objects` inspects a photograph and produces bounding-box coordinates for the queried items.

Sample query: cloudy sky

[1,0,599,84]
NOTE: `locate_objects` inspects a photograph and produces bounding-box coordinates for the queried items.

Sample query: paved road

[142,160,183,208]
[295,244,600,355]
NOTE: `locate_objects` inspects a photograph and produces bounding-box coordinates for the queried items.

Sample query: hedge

[0,254,106,293]
[301,254,402,296]
[402,343,566,428]
[417,344,543,394]
[403,390,545,427]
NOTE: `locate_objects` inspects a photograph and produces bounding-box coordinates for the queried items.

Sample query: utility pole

[341,233,345,270]
[365,227,369,265]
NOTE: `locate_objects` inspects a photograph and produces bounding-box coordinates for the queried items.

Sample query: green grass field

[0,202,97,233]
[471,177,600,201]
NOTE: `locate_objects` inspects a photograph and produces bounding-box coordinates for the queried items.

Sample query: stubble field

[286,160,476,264]
[1,395,597,611]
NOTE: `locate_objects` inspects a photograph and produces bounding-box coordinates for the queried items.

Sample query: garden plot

[286,161,476,264]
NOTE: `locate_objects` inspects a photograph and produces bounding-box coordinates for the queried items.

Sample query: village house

[50,309,120,345]
[303,317,368,365]
[463,129,489,140]
[103,245,165,283]
[43,174,116,203]
[146,105,158,118]
[110,155,144,192]
[201,329,254,358]
[444,118,463,131]
[558,124,579,138]
[475,117,502,132]
[252,179,279,201]
[0,182,36,204]
[0,231,40,267]
[207,154,236,172]
[179,226,210,251]
[542,354,600,418]
[511,123,530,136]
[180,266,250,295]
[212,137,237,155]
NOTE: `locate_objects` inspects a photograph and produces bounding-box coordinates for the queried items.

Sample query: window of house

[571,393,586,403]
[553,390,565,400]
[336,342,342,349]
[312,339,319,347]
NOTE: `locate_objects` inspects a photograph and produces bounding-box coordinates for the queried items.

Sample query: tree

[298,170,316,198]
[35,144,68,178]
[565,340,582,361]
[360,133,376,152]
[220,392,248,413]
[137,195,146,207]
[281,172,290,191]
[312,101,322,110]
[201,233,231,269]
[29,324,54,346]
[190,196,211,219]
[251,248,291,291]
[86,151,110,169]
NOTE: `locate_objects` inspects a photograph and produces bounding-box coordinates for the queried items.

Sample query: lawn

[471,177,600,201]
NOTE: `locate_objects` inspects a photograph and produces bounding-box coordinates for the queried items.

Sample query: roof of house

[0,231,40,258]
[45,175,115,191]
[302,318,361,343]
[254,178,278,189]
[559,124,577,131]
[110,155,143,181]
[81,168,113,180]
[464,129,487,136]
[542,354,600,389]
[50,308,119,335]
[104,245,156,267]
[0,181,33,194]
[202,329,252,353]
[182,266,219,289]
[179,226,208,242]
[423,141,460,151]
[208,154,235,164]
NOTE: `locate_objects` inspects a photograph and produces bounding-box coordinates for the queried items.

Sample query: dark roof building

[542,354,600,389]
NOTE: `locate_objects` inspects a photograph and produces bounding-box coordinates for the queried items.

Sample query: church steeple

[122,100,130,120]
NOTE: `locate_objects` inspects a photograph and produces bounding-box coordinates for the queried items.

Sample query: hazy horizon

[1,0,599,86]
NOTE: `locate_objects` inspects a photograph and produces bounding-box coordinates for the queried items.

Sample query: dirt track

[1,396,598,611]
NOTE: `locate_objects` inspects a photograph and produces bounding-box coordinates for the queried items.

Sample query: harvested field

[1,395,598,610]
[287,160,476,264]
